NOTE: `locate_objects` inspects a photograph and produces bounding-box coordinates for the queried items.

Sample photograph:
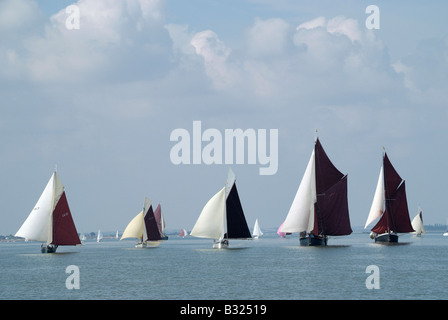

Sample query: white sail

[364,166,384,229]
[280,150,316,234]
[97,229,102,242]
[121,211,144,240]
[15,172,64,242]
[411,207,425,235]
[190,187,226,239]
[252,219,263,239]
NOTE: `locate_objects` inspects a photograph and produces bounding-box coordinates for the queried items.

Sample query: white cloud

[246,17,291,57]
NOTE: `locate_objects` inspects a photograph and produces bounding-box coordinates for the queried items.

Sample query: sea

[1,231,447,309]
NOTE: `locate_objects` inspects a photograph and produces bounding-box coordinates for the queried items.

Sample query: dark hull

[300,235,327,246]
[41,244,58,253]
[375,233,398,243]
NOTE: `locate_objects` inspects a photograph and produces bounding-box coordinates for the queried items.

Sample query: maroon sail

[312,138,352,236]
[51,192,81,246]
[372,153,414,234]
[154,204,163,234]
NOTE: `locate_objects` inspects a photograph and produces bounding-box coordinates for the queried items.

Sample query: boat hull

[299,235,327,246]
[41,244,58,253]
[135,241,161,248]
[374,233,398,243]
[213,239,229,249]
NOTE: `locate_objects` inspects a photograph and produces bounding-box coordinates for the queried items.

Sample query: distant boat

[154,204,168,240]
[179,228,188,238]
[365,151,414,243]
[190,168,252,249]
[97,229,103,243]
[80,233,87,243]
[411,207,425,237]
[115,230,119,240]
[443,219,448,236]
[252,219,263,239]
[277,222,290,238]
[15,171,81,253]
[279,137,352,246]
[120,197,162,247]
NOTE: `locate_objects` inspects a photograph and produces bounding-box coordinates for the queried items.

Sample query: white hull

[135,241,161,248]
[443,232,448,237]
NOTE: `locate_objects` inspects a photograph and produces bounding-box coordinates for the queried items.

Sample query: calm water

[1,232,448,300]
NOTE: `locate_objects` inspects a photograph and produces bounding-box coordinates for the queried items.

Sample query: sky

[1,0,448,235]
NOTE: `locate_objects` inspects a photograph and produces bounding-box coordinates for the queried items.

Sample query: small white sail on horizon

[252,219,263,239]
[97,229,103,242]
[411,207,425,236]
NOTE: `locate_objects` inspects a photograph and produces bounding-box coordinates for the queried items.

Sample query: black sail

[225,184,252,239]
[144,205,162,241]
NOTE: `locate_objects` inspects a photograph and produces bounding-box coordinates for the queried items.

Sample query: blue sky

[1,0,448,235]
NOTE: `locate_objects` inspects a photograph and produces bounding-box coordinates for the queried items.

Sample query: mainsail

[365,152,414,235]
[190,169,252,243]
[280,138,352,239]
[15,171,80,250]
[121,197,162,243]
[411,207,425,235]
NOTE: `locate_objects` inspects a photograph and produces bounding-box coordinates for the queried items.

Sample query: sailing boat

[277,222,290,238]
[115,230,119,240]
[179,228,188,237]
[15,171,81,253]
[190,168,252,248]
[411,207,425,237]
[279,137,352,246]
[97,229,102,242]
[252,219,263,239]
[154,204,168,240]
[365,151,414,243]
[120,197,162,247]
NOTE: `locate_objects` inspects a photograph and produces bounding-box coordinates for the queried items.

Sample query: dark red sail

[154,204,163,234]
[312,138,352,236]
[372,153,414,234]
[51,192,81,246]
